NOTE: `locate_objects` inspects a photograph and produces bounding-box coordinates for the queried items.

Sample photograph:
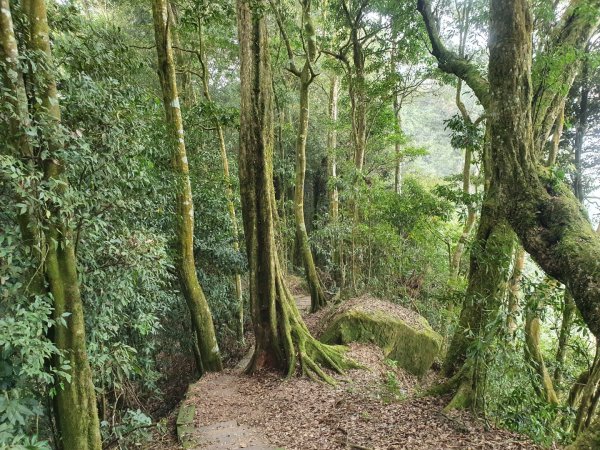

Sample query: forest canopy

[2,0,600,449]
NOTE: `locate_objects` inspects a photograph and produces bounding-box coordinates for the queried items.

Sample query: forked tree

[418,0,600,412]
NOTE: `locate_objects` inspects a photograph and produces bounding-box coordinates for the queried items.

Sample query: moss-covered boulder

[319,296,442,376]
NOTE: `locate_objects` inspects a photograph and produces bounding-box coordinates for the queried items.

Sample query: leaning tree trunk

[15,1,103,448]
[485,1,600,442]
[439,195,514,410]
[236,0,355,382]
[152,0,222,373]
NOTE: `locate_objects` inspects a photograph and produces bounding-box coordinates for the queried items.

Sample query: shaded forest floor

[145,293,542,450]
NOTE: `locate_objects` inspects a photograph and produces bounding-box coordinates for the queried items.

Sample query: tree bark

[269,0,327,311]
[294,64,327,311]
[327,75,343,288]
[443,197,514,382]
[13,0,103,447]
[524,280,559,404]
[506,246,525,337]
[236,0,354,382]
[555,291,576,386]
[152,0,222,373]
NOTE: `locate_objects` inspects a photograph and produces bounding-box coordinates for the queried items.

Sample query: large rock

[320,296,442,376]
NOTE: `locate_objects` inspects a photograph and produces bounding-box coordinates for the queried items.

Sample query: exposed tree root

[246,266,358,384]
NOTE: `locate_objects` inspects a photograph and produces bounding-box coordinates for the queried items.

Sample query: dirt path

[167,294,541,450]
[184,343,539,450]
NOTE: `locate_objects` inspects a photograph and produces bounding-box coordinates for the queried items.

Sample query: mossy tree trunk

[5,0,103,447]
[0,0,45,296]
[270,0,327,312]
[419,0,600,416]
[555,291,576,386]
[152,0,222,373]
[506,246,525,337]
[294,66,327,312]
[441,195,515,410]
[236,0,354,382]
[524,279,559,404]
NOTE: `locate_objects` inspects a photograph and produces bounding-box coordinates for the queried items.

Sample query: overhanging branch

[416,0,491,108]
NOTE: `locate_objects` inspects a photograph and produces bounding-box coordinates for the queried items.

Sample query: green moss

[320,308,442,376]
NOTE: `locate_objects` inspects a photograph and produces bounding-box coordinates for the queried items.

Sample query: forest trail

[173,295,541,450]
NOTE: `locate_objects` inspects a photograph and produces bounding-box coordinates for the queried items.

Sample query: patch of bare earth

[188,341,540,450]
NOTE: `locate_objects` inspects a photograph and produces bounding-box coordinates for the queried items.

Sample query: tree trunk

[573,50,590,207]
[546,102,564,167]
[15,1,103,447]
[524,280,559,404]
[442,198,514,382]
[555,291,576,385]
[294,65,327,312]
[236,0,354,382]
[152,0,222,373]
[327,75,343,288]
[506,246,525,337]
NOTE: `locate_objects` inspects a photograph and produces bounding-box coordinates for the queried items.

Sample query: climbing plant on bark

[0,0,102,448]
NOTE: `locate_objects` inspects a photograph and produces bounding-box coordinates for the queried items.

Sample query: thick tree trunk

[443,198,514,382]
[13,1,103,447]
[487,0,600,341]
[152,0,222,373]
[236,0,354,382]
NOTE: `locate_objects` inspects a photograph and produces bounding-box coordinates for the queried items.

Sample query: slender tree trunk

[0,0,45,296]
[294,65,327,311]
[573,51,590,207]
[524,280,559,404]
[546,102,564,167]
[14,1,102,447]
[196,22,245,340]
[152,0,222,373]
[236,0,354,382]
[327,75,343,288]
[506,246,525,337]
[555,290,576,385]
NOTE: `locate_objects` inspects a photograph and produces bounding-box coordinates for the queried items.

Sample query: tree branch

[416,0,490,108]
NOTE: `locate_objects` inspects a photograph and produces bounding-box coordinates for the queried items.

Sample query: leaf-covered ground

[184,342,539,450]
[146,295,541,450]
